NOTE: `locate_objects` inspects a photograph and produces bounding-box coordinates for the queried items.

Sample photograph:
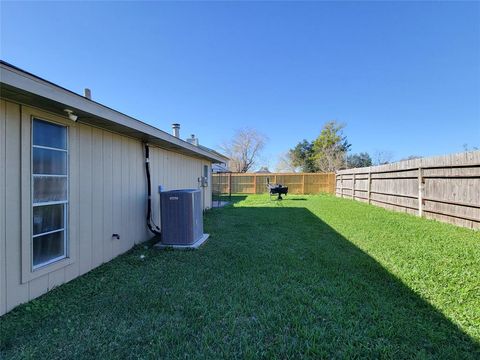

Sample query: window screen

[32,119,68,269]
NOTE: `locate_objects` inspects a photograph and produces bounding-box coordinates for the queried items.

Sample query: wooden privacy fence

[336,151,480,229]
[212,173,336,195]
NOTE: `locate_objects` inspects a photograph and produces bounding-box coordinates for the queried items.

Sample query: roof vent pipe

[172,123,180,138]
[84,88,92,100]
[187,134,199,146]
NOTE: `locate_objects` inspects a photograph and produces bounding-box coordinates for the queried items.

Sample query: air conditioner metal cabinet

[160,189,204,245]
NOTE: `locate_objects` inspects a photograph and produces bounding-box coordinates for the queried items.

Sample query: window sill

[32,254,67,271]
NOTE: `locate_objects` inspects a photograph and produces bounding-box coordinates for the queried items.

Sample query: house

[0,61,228,316]
[254,167,271,174]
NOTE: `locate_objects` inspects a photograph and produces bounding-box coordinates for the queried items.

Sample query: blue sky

[1,1,479,169]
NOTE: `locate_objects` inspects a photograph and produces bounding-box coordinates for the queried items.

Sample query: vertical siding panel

[91,128,104,267]
[143,145,150,240]
[168,152,173,190]
[135,144,147,241]
[179,154,184,188]
[153,148,161,229]
[167,152,172,187]
[5,101,28,311]
[48,267,65,290]
[157,148,163,225]
[128,139,136,246]
[134,141,146,244]
[161,151,166,219]
[202,161,206,209]
[205,161,212,209]
[102,131,113,262]
[20,107,31,285]
[184,156,188,188]
[184,156,188,185]
[28,275,49,300]
[120,137,130,252]
[150,147,157,226]
[135,141,141,244]
[159,148,164,222]
[181,154,185,188]
[180,154,184,187]
[0,100,6,315]
[208,162,212,208]
[78,125,92,275]
[65,125,80,282]
[111,135,122,257]
[137,142,144,243]
[173,154,176,182]
[166,152,171,216]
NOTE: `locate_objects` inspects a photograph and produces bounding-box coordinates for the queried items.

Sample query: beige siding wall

[0,99,212,316]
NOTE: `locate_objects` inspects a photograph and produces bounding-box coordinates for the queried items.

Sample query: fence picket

[335,151,480,229]
[213,173,336,195]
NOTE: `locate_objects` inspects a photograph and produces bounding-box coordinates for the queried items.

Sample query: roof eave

[0,61,228,164]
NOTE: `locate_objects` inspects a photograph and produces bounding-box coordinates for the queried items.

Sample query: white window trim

[32,227,65,238]
[21,107,77,284]
[33,200,68,207]
[31,118,69,270]
[33,174,68,177]
[33,144,68,152]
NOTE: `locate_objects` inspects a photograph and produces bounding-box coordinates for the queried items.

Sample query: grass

[1,194,479,359]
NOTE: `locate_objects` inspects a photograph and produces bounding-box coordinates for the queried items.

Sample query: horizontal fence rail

[335,151,480,229]
[212,173,336,195]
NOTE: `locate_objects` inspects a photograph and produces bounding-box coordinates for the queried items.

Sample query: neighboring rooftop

[255,166,271,174]
[0,60,228,164]
[212,163,230,173]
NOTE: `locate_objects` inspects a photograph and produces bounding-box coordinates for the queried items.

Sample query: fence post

[302,174,305,194]
[332,173,335,194]
[340,174,344,198]
[367,171,372,204]
[352,173,356,199]
[253,174,257,194]
[418,167,424,217]
[228,173,232,196]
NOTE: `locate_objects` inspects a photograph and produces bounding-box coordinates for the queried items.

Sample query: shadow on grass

[0,206,478,358]
[204,206,480,358]
[212,194,247,205]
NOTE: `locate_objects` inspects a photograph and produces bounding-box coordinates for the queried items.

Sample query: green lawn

[1,194,479,359]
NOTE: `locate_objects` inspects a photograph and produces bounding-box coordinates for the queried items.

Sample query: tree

[373,150,394,165]
[289,140,318,172]
[347,152,372,168]
[312,121,351,172]
[288,121,351,173]
[463,144,479,151]
[221,128,267,173]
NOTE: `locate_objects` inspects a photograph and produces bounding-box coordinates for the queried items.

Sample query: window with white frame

[32,118,68,269]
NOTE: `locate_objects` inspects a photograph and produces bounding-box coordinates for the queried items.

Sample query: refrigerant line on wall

[144,143,162,236]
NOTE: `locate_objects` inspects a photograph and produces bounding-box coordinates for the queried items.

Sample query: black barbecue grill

[267,178,288,200]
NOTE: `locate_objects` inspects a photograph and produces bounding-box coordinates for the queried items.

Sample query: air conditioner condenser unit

[155,189,209,249]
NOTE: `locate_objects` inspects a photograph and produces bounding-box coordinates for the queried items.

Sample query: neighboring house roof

[255,167,271,173]
[0,60,228,163]
[212,163,230,173]
[198,145,228,165]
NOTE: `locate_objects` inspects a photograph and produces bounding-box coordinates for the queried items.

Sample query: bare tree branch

[275,152,298,173]
[221,128,267,172]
